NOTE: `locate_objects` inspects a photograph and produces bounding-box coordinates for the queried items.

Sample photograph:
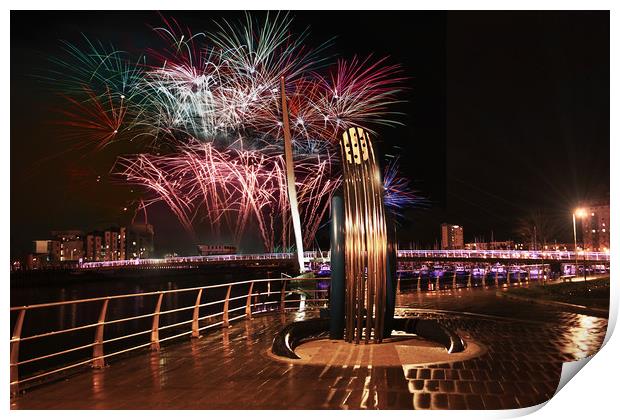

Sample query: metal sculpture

[273,126,467,356]
[340,126,389,344]
[329,194,345,339]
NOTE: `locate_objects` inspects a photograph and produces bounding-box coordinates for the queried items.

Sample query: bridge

[396,249,609,264]
[77,249,610,270]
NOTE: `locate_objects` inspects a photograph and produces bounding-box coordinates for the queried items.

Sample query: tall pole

[572,213,579,280]
[329,194,345,339]
[583,246,588,288]
[280,76,305,273]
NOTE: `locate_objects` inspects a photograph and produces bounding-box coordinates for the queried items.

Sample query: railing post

[467,272,472,288]
[222,285,232,327]
[245,282,255,319]
[482,268,486,287]
[506,270,510,286]
[280,279,288,312]
[495,270,499,287]
[10,309,26,396]
[435,274,440,291]
[417,274,421,291]
[151,293,164,351]
[262,281,271,313]
[93,299,109,369]
[191,289,203,338]
[452,272,457,289]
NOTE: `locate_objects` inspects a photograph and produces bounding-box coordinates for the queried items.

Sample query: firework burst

[383,158,428,220]
[46,13,416,251]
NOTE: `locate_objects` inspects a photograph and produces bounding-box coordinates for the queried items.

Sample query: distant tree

[514,209,560,250]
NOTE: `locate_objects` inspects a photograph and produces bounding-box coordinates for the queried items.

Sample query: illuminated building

[25,253,49,270]
[32,240,61,261]
[581,202,610,251]
[464,240,523,250]
[85,232,104,262]
[126,224,154,259]
[22,224,154,269]
[86,226,147,261]
[104,230,119,261]
[441,223,464,249]
[119,227,127,260]
[197,245,237,256]
[51,230,84,261]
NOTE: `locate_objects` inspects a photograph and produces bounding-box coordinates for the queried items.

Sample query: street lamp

[573,208,587,286]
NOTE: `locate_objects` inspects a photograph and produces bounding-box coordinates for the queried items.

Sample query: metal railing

[79,251,330,269]
[80,253,298,269]
[10,277,329,395]
[397,249,610,262]
[77,249,609,270]
[9,262,606,396]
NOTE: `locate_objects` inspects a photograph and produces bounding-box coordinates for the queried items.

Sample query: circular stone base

[267,334,486,367]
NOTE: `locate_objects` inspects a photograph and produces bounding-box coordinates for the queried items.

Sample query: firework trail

[55,87,127,151]
[116,140,338,249]
[46,12,416,251]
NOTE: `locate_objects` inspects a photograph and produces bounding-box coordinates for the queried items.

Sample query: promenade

[12,288,607,410]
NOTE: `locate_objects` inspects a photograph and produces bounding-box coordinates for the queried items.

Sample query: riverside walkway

[12,287,607,410]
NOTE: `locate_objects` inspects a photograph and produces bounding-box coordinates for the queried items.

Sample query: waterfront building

[441,223,464,249]
[119,227,127,260]
[464,240,525,250]
[197,244,237,256]
[581,202,610,251]
[21,224,154,269]
[32,240,61,261]
[51,230,84,262]
[104,230,120,261]
[126,223,154,259]
[85,232,104,262]
[24,253,50,270]
[86,225,151,261]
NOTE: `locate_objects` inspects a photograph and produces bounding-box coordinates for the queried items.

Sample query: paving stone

[431,393,449,409]
[438,380,455,393]
[447,393,467,410]
[413,392,431,409]
[465,394,485,409]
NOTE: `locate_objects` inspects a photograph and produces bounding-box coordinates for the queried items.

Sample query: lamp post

[573,208,587,287]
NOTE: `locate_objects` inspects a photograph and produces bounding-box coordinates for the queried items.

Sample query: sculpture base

[269,317,486,366]
[268,335,486,367]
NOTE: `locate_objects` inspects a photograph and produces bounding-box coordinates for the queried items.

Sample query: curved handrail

[10,276,320,311]
[9,276,330,395]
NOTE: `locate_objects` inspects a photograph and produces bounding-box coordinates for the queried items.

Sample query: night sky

[10,11,609,257]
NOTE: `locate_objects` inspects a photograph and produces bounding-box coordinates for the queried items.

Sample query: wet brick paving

[12,287,607,409]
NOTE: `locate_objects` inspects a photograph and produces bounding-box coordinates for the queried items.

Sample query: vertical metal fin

[339,126,388,344]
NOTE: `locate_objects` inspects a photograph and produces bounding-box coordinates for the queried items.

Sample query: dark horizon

[10,10,610,257]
